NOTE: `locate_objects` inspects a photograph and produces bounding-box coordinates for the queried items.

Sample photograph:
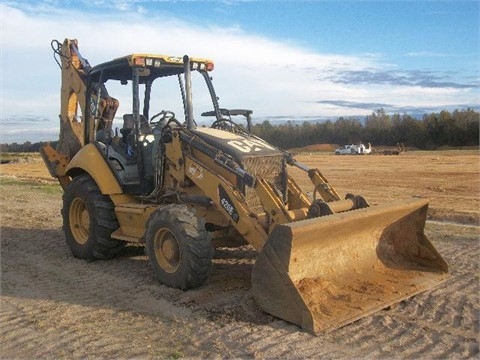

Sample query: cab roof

[88,54,214,84]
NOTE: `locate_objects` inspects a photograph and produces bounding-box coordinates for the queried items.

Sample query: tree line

[0,141,58,153]
[251,108,479,150]
[0,108,478,153]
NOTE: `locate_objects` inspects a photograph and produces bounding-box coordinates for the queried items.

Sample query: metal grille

[242,155,285,214]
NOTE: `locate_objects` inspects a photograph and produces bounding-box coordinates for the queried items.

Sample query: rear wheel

[145,204,214,290]
[62,174,124,260]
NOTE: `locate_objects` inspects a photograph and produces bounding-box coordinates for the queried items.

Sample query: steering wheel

[211,118,237,131]
[150,110,175,124]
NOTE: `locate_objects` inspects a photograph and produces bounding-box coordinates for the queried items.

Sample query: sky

[1,0,479,143]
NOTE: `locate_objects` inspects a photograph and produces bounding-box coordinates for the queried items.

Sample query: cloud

[405,51,467,58]
[316,100,390,110]
[0,3,374,114]
[320,69,478,89]
[0,2,479,143]
[315,99,479,115]
[0,115,52,125]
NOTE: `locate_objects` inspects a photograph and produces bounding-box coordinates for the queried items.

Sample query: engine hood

[190,127,283,162]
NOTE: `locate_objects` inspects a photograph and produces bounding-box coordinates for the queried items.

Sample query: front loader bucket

[252,198,449,334]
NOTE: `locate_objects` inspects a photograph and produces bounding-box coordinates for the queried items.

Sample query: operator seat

[121,114,151,141]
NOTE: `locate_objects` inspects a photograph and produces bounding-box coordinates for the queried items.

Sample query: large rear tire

[62,174,124,260]
[145,204,214,290]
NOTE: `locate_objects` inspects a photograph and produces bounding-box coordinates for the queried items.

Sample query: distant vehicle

[335,143,372,155]
[335,144,357,155]
[356,142,372,154]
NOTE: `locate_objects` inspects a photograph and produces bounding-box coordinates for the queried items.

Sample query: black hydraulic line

[178,193,213,207]
[70,43,92,72]
[201,71,223,121]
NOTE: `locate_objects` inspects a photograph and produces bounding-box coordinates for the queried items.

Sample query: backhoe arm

[42,39,119,183]
[56,38,89,160]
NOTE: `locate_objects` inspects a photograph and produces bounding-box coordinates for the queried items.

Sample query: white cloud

[0,2,478,143]
[405,51,472,58]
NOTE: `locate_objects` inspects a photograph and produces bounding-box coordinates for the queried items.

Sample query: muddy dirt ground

[1,150,479,359]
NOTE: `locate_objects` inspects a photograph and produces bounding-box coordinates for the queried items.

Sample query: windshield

[102,69,218,132]
[148,70,216,125]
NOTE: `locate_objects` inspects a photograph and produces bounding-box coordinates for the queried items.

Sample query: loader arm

[182,154,269,251]
[307,168,341,202]
[162,128,269,251]
[287,157,371,216]
[285,154,341,202]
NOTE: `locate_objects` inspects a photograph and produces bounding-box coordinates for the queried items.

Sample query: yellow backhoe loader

[41,39,449,334]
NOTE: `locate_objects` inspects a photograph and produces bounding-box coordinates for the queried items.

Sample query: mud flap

[251,198,449,334]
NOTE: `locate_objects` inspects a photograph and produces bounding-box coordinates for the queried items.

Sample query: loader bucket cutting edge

[251,198,449,334]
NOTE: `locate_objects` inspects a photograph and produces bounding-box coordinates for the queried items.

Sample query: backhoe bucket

[252,198,449,334]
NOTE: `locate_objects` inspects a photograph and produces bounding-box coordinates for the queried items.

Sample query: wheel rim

[69,197,90,245]
[153,228,180,273]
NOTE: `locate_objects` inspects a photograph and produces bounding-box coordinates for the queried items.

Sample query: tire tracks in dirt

[1,182,479,359]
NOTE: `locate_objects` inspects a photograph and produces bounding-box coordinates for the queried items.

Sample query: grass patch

[166,350,183,359]
[0,176,62,195]
[0,152,40,162]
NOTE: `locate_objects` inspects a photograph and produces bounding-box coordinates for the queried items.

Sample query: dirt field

[1,150,479,359]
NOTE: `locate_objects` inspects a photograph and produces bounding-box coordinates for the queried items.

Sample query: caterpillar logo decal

[227,139,276,153]
[218,185,239,223]
[188,163,204,180]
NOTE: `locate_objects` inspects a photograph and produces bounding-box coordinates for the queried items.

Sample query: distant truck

[335,143,372,155]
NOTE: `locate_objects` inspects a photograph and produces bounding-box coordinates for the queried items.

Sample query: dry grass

[1,149,479,359]
[291,150,479,225]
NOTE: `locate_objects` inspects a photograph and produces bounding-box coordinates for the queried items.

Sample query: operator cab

[84,54,217,195]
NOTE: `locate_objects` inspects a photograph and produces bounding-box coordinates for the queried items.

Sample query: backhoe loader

[41,39,449,334]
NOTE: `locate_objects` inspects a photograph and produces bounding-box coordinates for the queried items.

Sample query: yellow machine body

[42,38,449,334]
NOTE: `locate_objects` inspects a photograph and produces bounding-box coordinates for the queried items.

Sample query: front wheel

[145,204,214,290]
[62,174,124,260]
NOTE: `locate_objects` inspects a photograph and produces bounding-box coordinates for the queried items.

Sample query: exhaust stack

[183,55,196,130]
